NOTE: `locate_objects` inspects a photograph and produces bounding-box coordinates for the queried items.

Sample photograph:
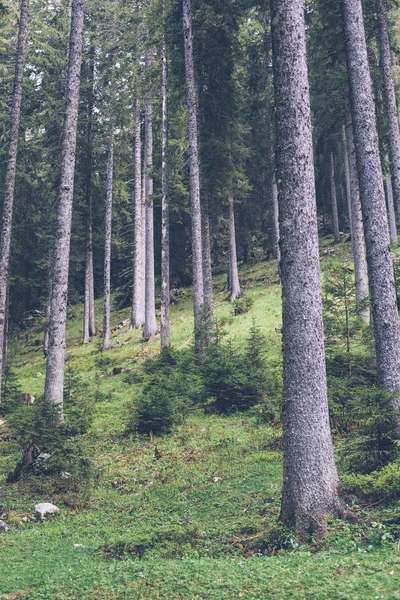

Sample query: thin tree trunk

[183,0,204,351]
[228,196,242,301]
[131,98,145,329]
[386,170,398,245]
[344,116,370,323]
[377,0,400,213]
[271,0,340,540]
[44,0,85,414]
[43,249,53,358]
[0,0,29,399]
[160,0,170,348]
[143,44,157,339]
[103,137,114,350]
[330,152,341,244]
[342,0,400,397]
[272,175,281,272]
[201,204,213,327]
[342,124,353,238]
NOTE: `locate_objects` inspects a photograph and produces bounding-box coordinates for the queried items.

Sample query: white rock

[21,517,29,523]
[213,477,221,483]
[0,419,4,426]
[0,520,9,531]
[35,372,42,378]
[60,472,71,479]
[35,503,59,519]
[74,544,84,548]
[37,453,51,462]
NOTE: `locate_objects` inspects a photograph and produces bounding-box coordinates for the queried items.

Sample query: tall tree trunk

[330,152,341,244]
[143,46,157,339]
[131,98,145,329]
[228,196,242,301]
[201,204,213,327]
[83,32,96,343]
[271,0,340,540]
[103,137,114,350]
[386,170,398,245]
[272,175,281,271]
[342,0,400,396]
[183,0,204,351]
[377,0,400,213]
[44,0,85,414]
[0,0,29,399]
[342,124,353,238]
[160,0,170,348]
[344,117,370,323]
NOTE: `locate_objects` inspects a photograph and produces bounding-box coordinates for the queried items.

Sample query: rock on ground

[35,503,59,519]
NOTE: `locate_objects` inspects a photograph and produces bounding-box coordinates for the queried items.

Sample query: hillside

[1,241,400,600]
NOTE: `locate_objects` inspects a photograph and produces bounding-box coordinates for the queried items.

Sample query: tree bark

[377,0,400,213]
[103,137,114,350]
[160,0,170,348]
[0,0,29,399]
[143,45,157,339]
[386,170,398,245]
[201,204,214,327]
[228,196,242,301]
[131,98,145,329]
[44,0,85,414]
[183,0,204,351]
[271,0,340,540]
[344,117,370,323]
[330,152,341,244]
[342,0,400,396]
[272,175,281,272]
[342,124,353,238]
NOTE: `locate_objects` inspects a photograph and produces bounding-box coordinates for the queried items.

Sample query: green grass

[1,238,400,599]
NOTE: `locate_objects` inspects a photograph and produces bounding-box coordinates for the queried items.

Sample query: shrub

[0,366,22,415]
[231,296,254,316]
[341,461,400,500]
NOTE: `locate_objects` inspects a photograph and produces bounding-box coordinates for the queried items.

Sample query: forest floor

[1,237,400,599]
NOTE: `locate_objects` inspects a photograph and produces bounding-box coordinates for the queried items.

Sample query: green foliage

[0,365,22,415]
[342,461,400,500]
[231,295,254,316]
[339,388,398,475]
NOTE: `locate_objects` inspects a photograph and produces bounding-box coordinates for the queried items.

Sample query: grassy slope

[0,238,400,599]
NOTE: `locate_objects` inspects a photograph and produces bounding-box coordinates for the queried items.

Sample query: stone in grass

[0,520,9,531]
[35,503,60,520]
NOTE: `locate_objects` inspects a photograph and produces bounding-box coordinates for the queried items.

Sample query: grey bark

[342,124,353,237]
[131,98,145,329]
[330,152,341,244]
[272,176,281,271]
[103,137,114,350]
[44,0,85,413]
[386,171,398,245]
[377,0,400,213]
[342,0,400,395]
[344,117,370,323]
[201,205,214,327]
[160,0,170,348]
[0,0,29,398]
[271,0,340,540]
[228,196,242,301]
[183,0,204,350]
[143,46,157,339]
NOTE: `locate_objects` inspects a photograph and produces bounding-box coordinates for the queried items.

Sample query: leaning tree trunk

[344,117,370,323]
[143,46,157,339]
[228,196,242,301]
[131,97,145,329]
[160,0,170,349]
[183,0,204,351]
[342,0,400,396]
[44,0,85,414]
[103,137,114,350]
[377,0,400,213]
[0,0,29,399]
[386,171,398,245]
[271,0,340,541]
[330,152,341,244]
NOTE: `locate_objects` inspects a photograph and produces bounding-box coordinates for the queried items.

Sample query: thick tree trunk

[272,176,281,271]
[143,47,157,339]
[44,0,85,414]
[183,0,204,350]
[342,124,353,237]
[344,117,370,323]
[271,0,340,540]
[377,0,400,213]
[386,171,398,245]
[330,152,341,244]
[103,137,114,350]
[342,0,400,396]
[228,196,242,302]
[0,0,29,399]
[160,0,170,348]
[131,98,145,329]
